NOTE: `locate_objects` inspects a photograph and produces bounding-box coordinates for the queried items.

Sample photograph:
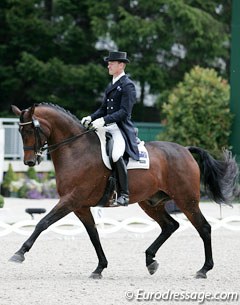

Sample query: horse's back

[144,140,200,189]
[146,140,197,167]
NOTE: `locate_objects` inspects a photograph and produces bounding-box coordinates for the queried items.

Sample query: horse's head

[12,104,50,167]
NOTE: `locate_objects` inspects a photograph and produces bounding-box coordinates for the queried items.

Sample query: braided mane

[37,102,81,125]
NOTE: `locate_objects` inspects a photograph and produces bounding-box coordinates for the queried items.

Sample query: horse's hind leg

[9,202,70,263]
[181,203,213,279]
[74,207,108,279]
[138,201,179,275]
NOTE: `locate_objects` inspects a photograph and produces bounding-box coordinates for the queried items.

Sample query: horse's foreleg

[138,201,179,275]
[9,204,70,263]
[183,207,213,279]
[74,208,108,279]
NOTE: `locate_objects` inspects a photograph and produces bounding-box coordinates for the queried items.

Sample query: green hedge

[158,66,232,158]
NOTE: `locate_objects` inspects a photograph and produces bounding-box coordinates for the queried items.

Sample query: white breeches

[105,123,125,162]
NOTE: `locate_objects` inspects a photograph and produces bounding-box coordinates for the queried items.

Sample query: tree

[15,52,107,117]
[1,163,17,196]
[26,167,38,181]
[0,195,4,208]
[0,0,108,116]
[89,0,231,110]
[158,66,232,157]
[0,0,232,121]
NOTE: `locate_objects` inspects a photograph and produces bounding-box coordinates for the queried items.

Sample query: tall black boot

[114,157,129,206]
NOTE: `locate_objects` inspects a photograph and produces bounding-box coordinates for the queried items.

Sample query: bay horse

[10,103,238,279]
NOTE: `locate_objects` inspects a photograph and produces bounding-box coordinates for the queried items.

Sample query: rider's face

[107,61,125,77]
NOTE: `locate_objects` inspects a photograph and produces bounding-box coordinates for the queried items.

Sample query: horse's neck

[46,112,98,158]
[48,115,83,144]
[49,126,100,181]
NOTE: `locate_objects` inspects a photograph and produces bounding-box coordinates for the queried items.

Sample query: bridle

[19,117,93,164]
[19,117,48,164]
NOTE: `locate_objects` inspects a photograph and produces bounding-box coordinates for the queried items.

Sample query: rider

[81,51,139,206]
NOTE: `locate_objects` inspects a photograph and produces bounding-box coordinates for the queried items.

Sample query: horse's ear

[11,105,21,116]
[29,104,36,117]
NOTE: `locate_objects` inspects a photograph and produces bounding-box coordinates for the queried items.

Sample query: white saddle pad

[96,129,150,170]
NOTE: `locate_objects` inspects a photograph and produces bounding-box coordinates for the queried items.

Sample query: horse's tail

[187,146,239,204]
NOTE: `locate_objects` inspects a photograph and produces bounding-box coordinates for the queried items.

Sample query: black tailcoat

[91,75,139,160]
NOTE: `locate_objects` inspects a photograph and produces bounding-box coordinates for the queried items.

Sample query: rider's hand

[81,116,92,127]
[91,117,105,130]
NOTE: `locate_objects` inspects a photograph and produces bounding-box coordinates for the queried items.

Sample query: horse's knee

[35,218,49,232]
[163,220,179,235]
[199,222,211,239]
[172,219,180,232]
[203,222,211,234]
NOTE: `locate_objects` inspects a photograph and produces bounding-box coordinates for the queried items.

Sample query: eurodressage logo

[125,289,239,303]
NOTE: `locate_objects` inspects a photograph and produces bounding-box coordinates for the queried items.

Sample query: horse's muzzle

[24,159,36,167]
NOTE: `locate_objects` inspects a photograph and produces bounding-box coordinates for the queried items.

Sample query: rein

[19,118,93,160]
[41,129,93,153]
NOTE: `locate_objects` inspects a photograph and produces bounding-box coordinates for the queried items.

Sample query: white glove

[91,117,105,130]
[81,116,92,127]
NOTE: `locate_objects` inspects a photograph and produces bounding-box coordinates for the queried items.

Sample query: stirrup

[117,194,129,206]
[111,194,129,207]
[109,191,118,207]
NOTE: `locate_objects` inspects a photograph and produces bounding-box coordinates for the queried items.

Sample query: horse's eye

[20,128,34,136]
[25,129,34,135]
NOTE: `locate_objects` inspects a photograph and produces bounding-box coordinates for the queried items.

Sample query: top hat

[104,51,130,63]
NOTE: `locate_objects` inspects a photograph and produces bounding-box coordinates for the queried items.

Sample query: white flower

[26,179,42,192]
[9,179,25,192]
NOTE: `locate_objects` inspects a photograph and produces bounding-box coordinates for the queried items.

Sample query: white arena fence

[1,215,240,237]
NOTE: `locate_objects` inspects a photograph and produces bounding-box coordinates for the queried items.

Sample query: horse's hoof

[195,271,207,279]
[9,253,25,263]
[147,261,159,275]
[89,272,102,279]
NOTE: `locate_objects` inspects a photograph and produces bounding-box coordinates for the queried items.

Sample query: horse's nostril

[24,160,36,167]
